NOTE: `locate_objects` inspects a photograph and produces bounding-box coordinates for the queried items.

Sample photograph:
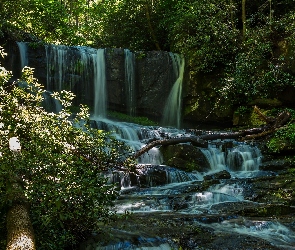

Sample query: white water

[201,146,227,172]
[17,42,29,70]
[124,49,136,116]
[114,181,244,214]
[209,219,295,249]
[200,143,262,178]
[105,134,295,249]
[46,45,69,92]
[227,144,262,171]
[183,183,244,214]
[92,118,163,165]
[93,49,107,118]
[46,45,108,116]
[161,53,185,128]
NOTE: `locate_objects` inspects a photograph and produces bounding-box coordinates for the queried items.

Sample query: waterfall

[45,45,107,115]
[161,53,185,128]
[17,42,29,70]
[93,49,107,118]
[166,168,201,183]
[46,45,69,92]
[201,143,262,174]
[45,45,70,112]
[227,144,262,171]
[92,119,163,165]
[124,49,136,116]
[201,146,227,172]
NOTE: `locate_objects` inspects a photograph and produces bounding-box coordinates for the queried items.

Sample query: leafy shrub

[0,51,135,249]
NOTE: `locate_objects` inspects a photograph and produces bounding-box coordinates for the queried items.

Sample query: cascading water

[46,45,107,115]
[91,119,163,165]
[93,49,107,118]
[124,49,136,116]
[16,42,29,70]
[95,136,295,248]
[161,53,185,128]
[208,220,295,249]
[45,45,71,112]
[227,144,262,172]
[200,143,262,177]
[201,145,227,172]
[46,45,69,92]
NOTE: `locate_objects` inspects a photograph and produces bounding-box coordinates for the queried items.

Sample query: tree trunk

[230,0,234,30]
[242,0,246,39]
[6,204,36,250]
[144,1,161,50]
[6,138,36,250]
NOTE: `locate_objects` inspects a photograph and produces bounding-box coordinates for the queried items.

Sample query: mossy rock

[160,144,209,172]
[248,98,282,108]
[267,138,295,154]
[233,107,272,126]
[255,204,295,217]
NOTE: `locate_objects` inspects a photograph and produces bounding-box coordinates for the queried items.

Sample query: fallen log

[132,137,208,159]
[132,107,291,160]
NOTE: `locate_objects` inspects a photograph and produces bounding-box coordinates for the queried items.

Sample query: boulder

[160,144,209,172]
[260,159,291,171]
[203,170,231,180]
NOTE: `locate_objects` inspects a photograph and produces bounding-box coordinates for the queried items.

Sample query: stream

[80,119,295,250]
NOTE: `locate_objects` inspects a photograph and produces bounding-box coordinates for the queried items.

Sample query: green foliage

[94,0,163,50]
[235,106,250,115]
[0,51,135,249]
[219,22,295,107]
[108,111,157,126]
[267,123,295,153]
[166,0,239,72]
[267,109,295,153]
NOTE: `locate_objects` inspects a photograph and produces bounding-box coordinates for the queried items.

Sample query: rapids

[84,121,295,249]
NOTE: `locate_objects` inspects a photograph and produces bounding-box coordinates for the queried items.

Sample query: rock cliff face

[3,42,178,122]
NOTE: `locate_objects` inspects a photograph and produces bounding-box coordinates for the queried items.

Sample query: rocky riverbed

[77,121,295,250]
[80,164,295,250]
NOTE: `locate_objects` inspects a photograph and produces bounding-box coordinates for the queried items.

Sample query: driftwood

[132,107,291,159]
[133,137,208,159]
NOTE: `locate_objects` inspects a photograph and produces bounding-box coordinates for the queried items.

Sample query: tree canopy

[1,0,294,107]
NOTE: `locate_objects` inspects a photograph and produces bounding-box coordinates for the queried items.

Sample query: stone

[160,144,209,172]
[260,159,291,171]
[203,170,231,180]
